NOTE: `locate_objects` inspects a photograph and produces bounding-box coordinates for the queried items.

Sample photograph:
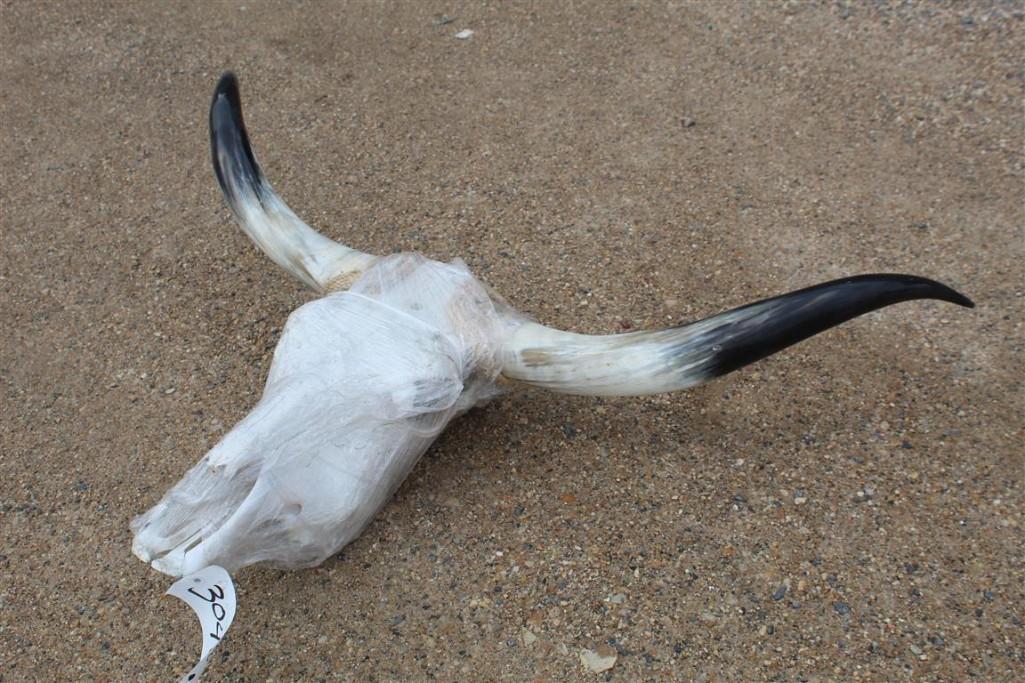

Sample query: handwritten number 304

[188,583,227,639]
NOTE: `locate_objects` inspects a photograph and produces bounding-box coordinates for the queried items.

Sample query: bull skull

[131,73,974,577]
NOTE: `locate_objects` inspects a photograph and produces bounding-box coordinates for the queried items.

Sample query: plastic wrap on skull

[131,254,503,575]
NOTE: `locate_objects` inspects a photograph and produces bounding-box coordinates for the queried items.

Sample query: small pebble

[580,646,617,673]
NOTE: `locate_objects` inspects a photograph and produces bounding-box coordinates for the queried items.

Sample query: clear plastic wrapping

[131,254,503,576]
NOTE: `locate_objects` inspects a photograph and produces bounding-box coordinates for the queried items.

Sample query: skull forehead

[270,293,462,385]
[348,253,493,322]
[267,253,502,400]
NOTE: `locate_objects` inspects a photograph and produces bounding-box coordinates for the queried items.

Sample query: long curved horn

[210,72,376,291]
[499,274,974,396]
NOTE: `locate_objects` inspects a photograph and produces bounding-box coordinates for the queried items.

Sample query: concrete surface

[2,1,1022,680]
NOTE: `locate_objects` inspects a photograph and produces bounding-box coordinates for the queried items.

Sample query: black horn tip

[913,276,975,309]
[836,273,975,309]
[215,71,240,98]
[216,70,239,94]
[758,273,975,312]
[209,71,265,205]
[210,72,245,135]
[688,273,975,382]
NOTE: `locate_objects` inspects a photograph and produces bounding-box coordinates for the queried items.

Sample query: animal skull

[131,73,973,577]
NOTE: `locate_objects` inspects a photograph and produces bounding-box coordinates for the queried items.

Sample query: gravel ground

[2,1,1023,680]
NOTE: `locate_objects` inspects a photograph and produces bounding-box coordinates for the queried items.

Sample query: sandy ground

[2,1,1023,680]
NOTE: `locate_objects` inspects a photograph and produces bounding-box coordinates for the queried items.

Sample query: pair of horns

[209,73,973,397]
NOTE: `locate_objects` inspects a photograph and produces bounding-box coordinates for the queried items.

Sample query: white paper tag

[166,565,237,682]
